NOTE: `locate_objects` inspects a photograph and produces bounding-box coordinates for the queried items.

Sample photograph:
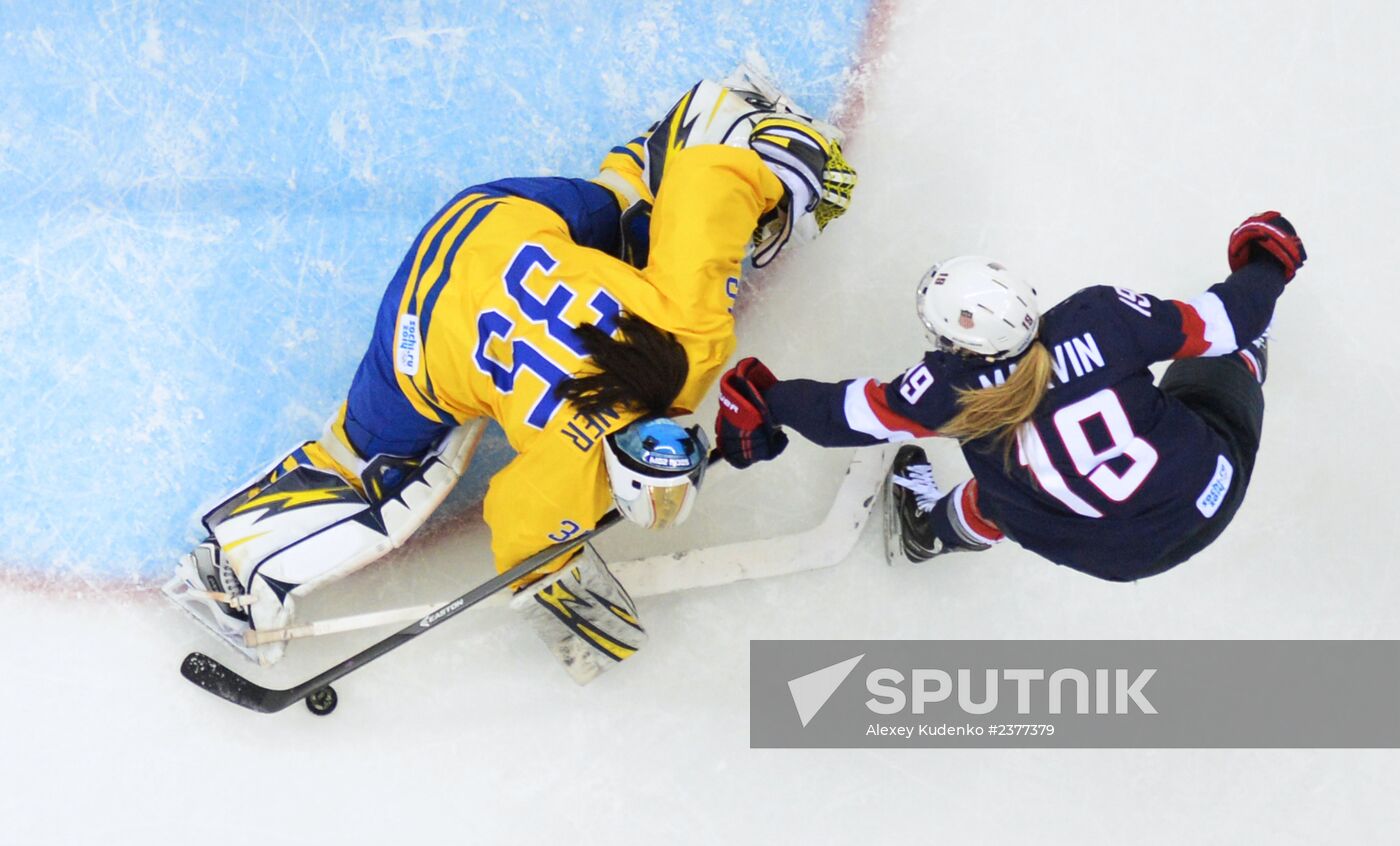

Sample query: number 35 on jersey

[473,244,622,429]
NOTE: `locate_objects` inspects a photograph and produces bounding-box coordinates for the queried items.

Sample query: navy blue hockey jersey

[765,260,1287,580]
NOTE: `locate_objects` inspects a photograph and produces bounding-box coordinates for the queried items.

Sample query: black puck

[305,686,338,716]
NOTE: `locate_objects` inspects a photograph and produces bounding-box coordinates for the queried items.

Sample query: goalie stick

[180,451,722,713]
[180,506,628,713]
[180,448,891,711]
[242,446,891,645]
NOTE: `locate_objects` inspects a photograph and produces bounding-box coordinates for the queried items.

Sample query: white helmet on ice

[603,417,710,530]
[915,256,1040,360]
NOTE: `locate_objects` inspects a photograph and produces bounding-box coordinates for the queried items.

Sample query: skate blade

[161,575,264,666]
[881,474,909,567]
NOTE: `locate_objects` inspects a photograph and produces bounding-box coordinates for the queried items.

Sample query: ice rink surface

[4,1,1400,843]
[0,0,869,577]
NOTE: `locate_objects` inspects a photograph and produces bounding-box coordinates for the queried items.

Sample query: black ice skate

[882,445,948,565]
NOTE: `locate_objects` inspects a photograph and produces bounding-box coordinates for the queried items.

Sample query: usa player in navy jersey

[714,212,1306,581]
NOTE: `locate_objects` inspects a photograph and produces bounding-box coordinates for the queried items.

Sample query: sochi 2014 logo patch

[395,314,421,376]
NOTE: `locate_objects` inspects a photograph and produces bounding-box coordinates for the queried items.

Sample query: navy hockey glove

[715,357,789,469]
[1228,211,1307,281]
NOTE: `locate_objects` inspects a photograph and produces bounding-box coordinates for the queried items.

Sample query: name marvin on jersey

[977,332,1105,389]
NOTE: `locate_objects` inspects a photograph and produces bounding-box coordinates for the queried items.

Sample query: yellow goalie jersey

[375,145,784,572]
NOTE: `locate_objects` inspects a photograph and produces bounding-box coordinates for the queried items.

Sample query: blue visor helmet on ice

[603,417,711,530]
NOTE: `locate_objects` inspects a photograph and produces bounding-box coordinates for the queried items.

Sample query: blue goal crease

[0,0,875,581]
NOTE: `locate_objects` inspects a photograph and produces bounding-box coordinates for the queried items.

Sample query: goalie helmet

[603,417,710,530]
[915,256,1040,361]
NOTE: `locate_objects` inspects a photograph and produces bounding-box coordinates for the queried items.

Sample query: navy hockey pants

[1150,353,1266,570]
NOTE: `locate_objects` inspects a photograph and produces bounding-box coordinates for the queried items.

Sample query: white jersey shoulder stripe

[1185,292,1238,356]
[843,378,914,442]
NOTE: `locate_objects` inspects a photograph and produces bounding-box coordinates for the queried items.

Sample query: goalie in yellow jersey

[163,66,857,683]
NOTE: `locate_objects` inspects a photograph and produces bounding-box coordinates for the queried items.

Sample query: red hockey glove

[715,357,789,469]
[1228,211,1307,281]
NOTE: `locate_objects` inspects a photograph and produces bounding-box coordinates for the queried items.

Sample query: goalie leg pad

[204,421,482,590]
[173,421,484,665]
[747,116,856,267]
[595,63,845,269]
[640,66,843,197]
[512,544,647,686]
[371,421,482,547]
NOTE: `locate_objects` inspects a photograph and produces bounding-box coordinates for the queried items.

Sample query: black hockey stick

[180,509,624,713]
[180,451,719,713]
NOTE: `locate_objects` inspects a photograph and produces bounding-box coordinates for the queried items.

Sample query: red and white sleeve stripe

[951,479,1005,545]
[842,378,938,442]
[1171,292,1238,358]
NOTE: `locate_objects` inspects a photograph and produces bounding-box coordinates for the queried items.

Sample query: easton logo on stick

[421,598,466,627]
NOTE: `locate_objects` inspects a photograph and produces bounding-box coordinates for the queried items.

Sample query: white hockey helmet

[603,417,711,530]
[915,256,1040,360]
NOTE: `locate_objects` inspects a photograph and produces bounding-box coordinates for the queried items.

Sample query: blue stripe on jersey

[418,199,501,349]
[610,144,645,169]
[407,192,497,317]
[419,199,502,407]
[473,177,621,256]
[373,178,622,421]
[366,192,497,424]
[401,192,510,418]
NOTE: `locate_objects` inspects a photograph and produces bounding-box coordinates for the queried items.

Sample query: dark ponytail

[555,312,689,418]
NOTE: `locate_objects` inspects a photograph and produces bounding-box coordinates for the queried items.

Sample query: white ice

[5,2,1400,843]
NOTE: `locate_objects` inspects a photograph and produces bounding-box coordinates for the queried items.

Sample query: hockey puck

[305,686,338,716]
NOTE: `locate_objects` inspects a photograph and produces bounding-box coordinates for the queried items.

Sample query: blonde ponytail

[938,341,1053,459]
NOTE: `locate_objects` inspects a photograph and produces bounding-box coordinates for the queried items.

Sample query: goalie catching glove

[715,357,788,469]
